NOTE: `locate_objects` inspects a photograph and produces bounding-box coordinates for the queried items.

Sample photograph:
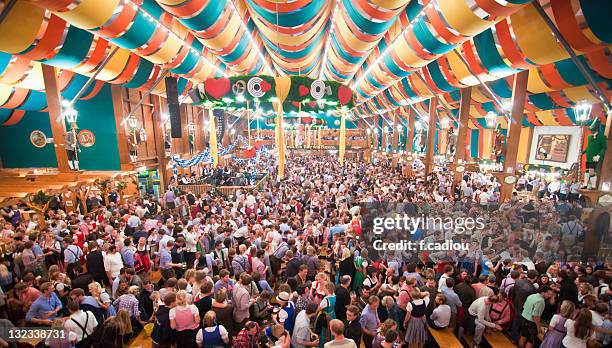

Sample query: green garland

[194,75,354,113]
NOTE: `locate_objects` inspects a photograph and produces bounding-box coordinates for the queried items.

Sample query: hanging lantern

[485,111,497,128]
[574,101,592,125]
[62,107,78,124]
[127,117,138,129]
[440,119,450,129]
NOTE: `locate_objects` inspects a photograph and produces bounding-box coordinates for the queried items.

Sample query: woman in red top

[134,237,151,275]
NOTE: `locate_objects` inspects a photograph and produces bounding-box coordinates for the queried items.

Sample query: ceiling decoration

[0,0,608,121]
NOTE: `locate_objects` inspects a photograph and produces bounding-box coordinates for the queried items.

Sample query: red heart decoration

[308,101,316,108]
[204,78,230,100]
[292,101,300,108]
[338,85,352,105]
[298,85,309,97]
[303,117,313,124]
[260,80,271,92]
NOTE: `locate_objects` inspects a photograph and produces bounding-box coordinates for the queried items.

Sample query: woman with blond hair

[88,281,115,317]
[196,311,229,348]
[541,300,575,348]
[310,272,329,304]
[403,288,430,348]
[170,290,200,348]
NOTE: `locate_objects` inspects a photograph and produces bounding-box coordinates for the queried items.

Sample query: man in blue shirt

[26,282,63,325]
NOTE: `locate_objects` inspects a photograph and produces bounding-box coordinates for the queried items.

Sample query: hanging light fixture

[62,107,78,125]
[485,111,497,128]
[574,101,592,124]
[127,116,138,129]
[440,119,450,129]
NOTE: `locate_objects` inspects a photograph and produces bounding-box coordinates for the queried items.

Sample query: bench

[428,327,463,348]
[461,332,474,347]
[485,331,515,348]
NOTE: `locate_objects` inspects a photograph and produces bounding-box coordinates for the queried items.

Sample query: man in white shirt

[468,295,502,347]
[438,265,454,292]
[291,303,320,348]
[429,294,451,330]
[64,300,98,346]
[324,319,357,348]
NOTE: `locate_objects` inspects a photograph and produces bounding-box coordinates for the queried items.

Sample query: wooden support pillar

[381,114,388,151]
[194,107,205,153]
[392,111,400,166]
[500,70,529,203]
[41,65,70,173]
[406,107,416,154]
[222,112,230,147]
[374,115,380,151]
[152,95,169,192]
[425,99,438,175]
[454,87,472,183]
[111,85,132,170]
[181,104,190,155]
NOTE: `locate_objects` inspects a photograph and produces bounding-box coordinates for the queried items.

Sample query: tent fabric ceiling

[0,0,609,121]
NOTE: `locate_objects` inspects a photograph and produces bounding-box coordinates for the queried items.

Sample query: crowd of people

[0,153,609,348]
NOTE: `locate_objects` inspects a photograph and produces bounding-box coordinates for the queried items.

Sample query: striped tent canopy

[0,0,609,136]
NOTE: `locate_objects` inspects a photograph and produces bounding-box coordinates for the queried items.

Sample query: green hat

[589,119,602,131]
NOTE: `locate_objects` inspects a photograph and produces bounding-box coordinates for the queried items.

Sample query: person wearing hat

[582,119,607,189]
[275,291,296,334]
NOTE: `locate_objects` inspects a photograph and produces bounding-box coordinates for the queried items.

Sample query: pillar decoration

[500,70,530,203]
[274,76,291,179]
[406,108,416,154]
[453,87,472,183]
[425,98,438,175]
[339,112,347,164]
[41,65,70,173]
[209,110,219,168]
[391,111,399,167]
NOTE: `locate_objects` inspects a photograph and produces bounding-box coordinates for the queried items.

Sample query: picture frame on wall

[535,134,570,163]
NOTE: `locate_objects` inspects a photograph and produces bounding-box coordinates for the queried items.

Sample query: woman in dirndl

[403,288,430,348]
[318,281,337,348]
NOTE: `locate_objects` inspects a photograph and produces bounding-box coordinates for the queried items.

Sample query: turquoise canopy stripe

[366,74,384,90]
[19,91,47,111]
[413,19,454,55]
[178,0,226,32]
[330,36,363,65]
[580,0,612,43]
[245,0,326,27]
[487,79,513,99]
[383,89,401,107]
[123,59,155,89]
[111,10,156,50]
[528,93,556,110]
[42,26,94,68]
[473,29,519,77]
[554,57,591,86]
[470,129,479,158]
[383,51,411,79]
[342,0,398,36]
[426,61,456,92]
